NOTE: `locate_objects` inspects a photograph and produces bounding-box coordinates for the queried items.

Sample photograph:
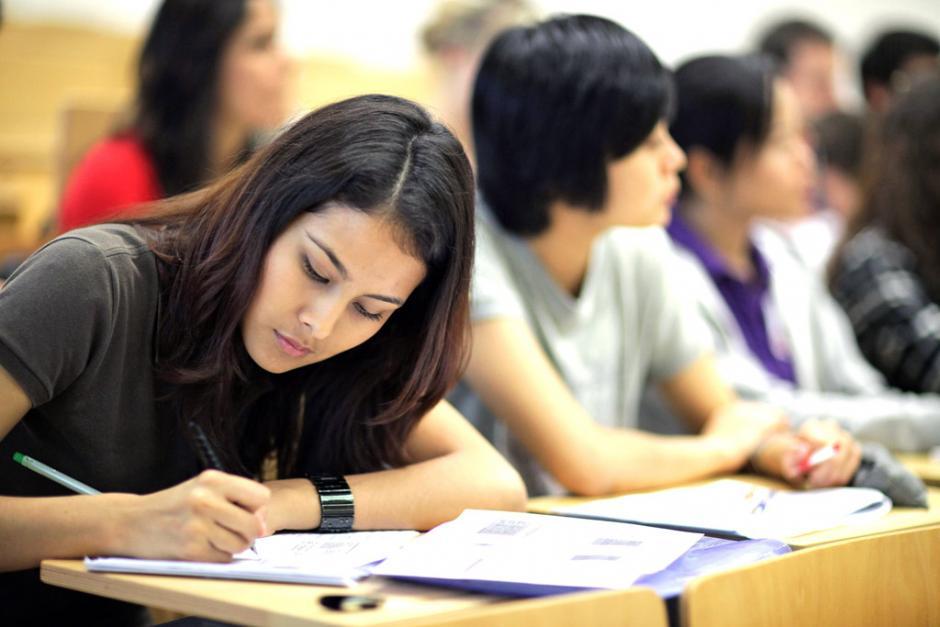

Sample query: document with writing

[85,530,419,587]
[556,479,891,539]
[372,509,702,596]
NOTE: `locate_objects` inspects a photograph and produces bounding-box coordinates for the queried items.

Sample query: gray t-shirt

[450,209,712,495]
[0,224,198,626]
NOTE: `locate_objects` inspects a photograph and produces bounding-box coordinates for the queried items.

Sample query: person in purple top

[664,54,940,452]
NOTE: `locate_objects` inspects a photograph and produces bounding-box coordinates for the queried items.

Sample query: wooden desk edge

[40,560,667,627]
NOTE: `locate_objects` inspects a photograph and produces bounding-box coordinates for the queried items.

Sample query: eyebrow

[306,231,405,306]
[307,233,349,280]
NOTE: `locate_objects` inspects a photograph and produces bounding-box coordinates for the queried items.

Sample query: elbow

[490,460,528,512]
[552,463,615,497]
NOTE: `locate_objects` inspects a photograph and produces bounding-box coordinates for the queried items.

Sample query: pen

[13,452,100,495]
[189,422,261,555]
[798,443,840,474]
[189,421,226,471]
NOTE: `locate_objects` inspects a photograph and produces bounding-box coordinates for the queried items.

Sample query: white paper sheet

[85,530,419,587]
[557,479,891,539]
[372,509,702,590]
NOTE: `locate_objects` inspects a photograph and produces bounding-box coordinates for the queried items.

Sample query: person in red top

[59,135,161,232]
[59,0,292,232]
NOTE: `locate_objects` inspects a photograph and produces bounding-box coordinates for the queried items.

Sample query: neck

[680,195,754,279]
[527,202,607,296]
[210,116,249,179]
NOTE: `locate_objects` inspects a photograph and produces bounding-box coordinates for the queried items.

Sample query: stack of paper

[372,509,704,596]
[85,530,419,587]
[555,479,891,539]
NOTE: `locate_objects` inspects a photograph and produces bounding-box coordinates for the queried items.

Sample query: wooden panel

[41,560,665,627]
[681,526,940,627]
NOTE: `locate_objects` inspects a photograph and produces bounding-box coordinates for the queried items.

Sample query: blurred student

[861,29,939,115]
[450,15,860,498]
[59,0,293,232]
[665,54,940,452]
[758,18,839,121]
[420,0,535,161]
[768,110,866,276]
[0,95,524,626]
[830,76,940,395]
[815,111,865,221]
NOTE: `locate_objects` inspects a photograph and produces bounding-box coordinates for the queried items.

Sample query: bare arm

[463,318,784,496]
[263,400,527,532]
[0,366,270,572]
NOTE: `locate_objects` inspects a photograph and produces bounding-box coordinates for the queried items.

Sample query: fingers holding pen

[185,471,270,552]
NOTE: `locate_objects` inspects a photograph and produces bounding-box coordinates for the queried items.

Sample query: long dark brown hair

[832,75,940,301]
[135,95,475,478]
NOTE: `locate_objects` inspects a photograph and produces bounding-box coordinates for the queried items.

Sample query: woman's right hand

[112,470,270,562]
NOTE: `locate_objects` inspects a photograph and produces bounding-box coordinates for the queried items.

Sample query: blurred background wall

[1,0,938,253]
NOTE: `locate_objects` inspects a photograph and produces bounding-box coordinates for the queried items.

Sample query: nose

[300,293,343,341]
[666,132,687,173]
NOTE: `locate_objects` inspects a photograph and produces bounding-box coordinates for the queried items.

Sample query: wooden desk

[528,478,940,550]
[898,452,940,487]
[681,525,940,627]
[40,560,667,627]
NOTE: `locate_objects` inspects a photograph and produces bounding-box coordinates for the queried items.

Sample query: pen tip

[13,452,24,464]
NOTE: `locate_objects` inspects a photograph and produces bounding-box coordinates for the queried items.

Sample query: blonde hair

[421,0,537,55]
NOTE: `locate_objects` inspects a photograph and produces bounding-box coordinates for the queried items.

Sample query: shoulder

[79,135,155,172]
[601,226,673,266]
[600,226,690,286]
[20,225,155,289]
[841,227,914,269]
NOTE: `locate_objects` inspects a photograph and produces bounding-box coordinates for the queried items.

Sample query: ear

[684,147,726,202]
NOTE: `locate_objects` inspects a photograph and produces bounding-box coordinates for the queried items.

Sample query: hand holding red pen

[792,420,861,488]
[750,420,861,488]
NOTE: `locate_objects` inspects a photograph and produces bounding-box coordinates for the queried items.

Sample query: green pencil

[13,452,100,495]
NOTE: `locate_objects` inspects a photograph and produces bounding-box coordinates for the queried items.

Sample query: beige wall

[0,21,432,255]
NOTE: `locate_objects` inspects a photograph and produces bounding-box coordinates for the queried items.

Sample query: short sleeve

[627,228,713,381]
[0,236,114,405]
[468,215,528,322]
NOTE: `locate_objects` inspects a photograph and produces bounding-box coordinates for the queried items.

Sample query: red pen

[798,443,840,474]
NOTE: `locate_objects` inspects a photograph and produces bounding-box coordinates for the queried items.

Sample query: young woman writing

[0,94,524,626]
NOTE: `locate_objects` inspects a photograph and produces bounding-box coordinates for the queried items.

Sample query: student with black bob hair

[451,15,859,498]
[472,14,673,236]
[664,54,940,452]
[0,94,525,626]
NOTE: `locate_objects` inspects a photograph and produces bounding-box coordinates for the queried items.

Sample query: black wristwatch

[307,474,354,532]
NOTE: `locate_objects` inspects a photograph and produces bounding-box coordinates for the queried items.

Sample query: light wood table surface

[528,477,940,549]
[40,560,667,627]
[898,452,940,487]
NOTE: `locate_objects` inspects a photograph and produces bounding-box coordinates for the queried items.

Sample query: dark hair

[835,76,940,301]
[136,94,475,477]
[133,0,251,196]
[472,14,672,236]
[860,29,940,90]
[814,111,864,178]
[670,54,776,197]
[757,18,833,71]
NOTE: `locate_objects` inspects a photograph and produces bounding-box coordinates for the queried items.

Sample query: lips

[274,330,311,357]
